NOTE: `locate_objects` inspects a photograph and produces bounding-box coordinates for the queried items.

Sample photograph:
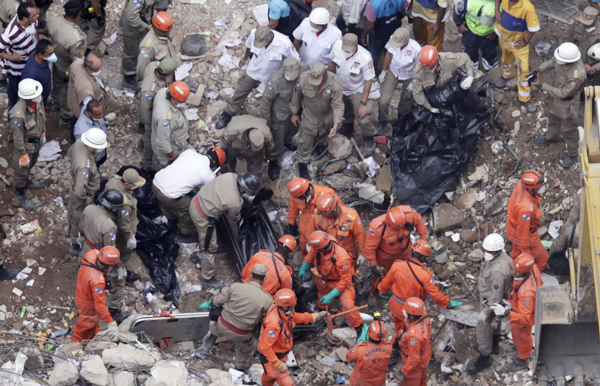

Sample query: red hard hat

[153,11,173,32]
[367,319,388,342]
[287,178,310,198]
[274,288,297,307]
[169,81,190,103]
[521,170,544,190]
[98,246,120,265]
[278,235,297,252]
[513,253,535,273]
[386,207,407,230]
[412,239,432,257]
[316,192,338,215]
[307,230,331,250]
[209,147,226,166]
[404,297,425,316]
[419,45,438,68]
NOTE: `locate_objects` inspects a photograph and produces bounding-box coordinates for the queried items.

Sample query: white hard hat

[554,42,581,64]
[309,7,330,25]
[17,79,43,100]
[81,128,108,150]
[482,233,505,252]
[588,42,600,61]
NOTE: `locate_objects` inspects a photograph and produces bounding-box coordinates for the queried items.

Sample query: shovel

[326,305,369,334]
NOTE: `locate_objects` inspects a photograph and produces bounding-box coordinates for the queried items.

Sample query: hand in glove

[107,321,118,332]
[287,223,299,237]
[490,303,508,316]
[199,301,213,310]
[357,254,367,266]
[19,154,30,168]
[460,76,474,90]
[378,70,387,83]
[127,236,137,250]
[407,81,413,92]
[273,360,288,373]
[299,261,312,282]
[430,108,440,114]
[357,323,369,342]
[312,311,327,322]
[447,300,463,309]
[320,288,340,305]
[379,291,391,300]
[370,264,384,278]
[117,267,127,280]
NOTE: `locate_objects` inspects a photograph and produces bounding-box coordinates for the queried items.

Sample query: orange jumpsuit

[364,207,428,272]
[258,304,315,386]
[306,204,366,265]
[347,340,393,386]
[72,250,114,342]
[398,315,432,386]
[506,181,549,272]
[241,250,293,296]
[288,183,336,254]
[508,270,540,360]
[378,258,449,333]
[304,242,363,328]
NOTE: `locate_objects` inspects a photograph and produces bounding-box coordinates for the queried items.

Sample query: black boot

[126,270,140,283]
[0,265,18,281]
[492,335,500,355]
[15,188,35,212]
[202,277,224,290]
[267,160,280,181]
[195,332,217,358]
[337,123,354,138]
[121,75,140,91]
[177,231,199,244]
[69,243,82,256]
[298,163,311,180]
[137,122,145,134]
[24,179,44,189]
[109,308,131,325]
[215,112,232,130]
[503,357,528,373]
[467,354,491,374]
[364,137,376,156]
[388,347,401,368]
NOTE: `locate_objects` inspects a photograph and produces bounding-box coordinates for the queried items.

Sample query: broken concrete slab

[81,355,110,386]
[469,249,484,262]
[20,347,43,370]
[54,342,83,366]
[48,361,79,386]
[357,183,385,204]
[102,343,159,369]
[335,346,349,362]
[432,203,464,232]
[84,341,118,357]
[483,194,509,217]
[111,371,135,386]
[322,160,347,175]
[206,369,233,383]
[376,164,392,192]
[454,188,478,211]
[331,327,356,348]
[328,135,353,159]
[150,360,189,386]
[460,229,478,243]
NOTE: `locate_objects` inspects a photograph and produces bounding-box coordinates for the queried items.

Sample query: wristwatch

[360,100,367,106]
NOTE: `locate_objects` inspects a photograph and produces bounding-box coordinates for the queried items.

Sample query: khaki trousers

[152,183,195,235]
[224,72,260,116]
[12,151,39,188]
[189,202,217,280]
[210,318,255,370]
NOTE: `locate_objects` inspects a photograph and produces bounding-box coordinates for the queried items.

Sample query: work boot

[69,243,82,256]
[15,188,35,212]
[388,347,401,368]
[337,123,354,138]
[202,277,224,290]
[121,75,140,91]
[492,335,500,355]
[496,76,512,88]
[59,118,71,130]
[0,265,18,281]
[177,231,199,244]
[195,332,217,358]
[467,354,491,374]
[267,160,280,181]
[534,136,558,148]
[503,357,528,373]
[364,137,376,156]
[109,308,131,325]
[137,122,145,134]
[126,270,140,283]
[215,112,232,130]
[560,155,576,169]
[298,163,311,180]
[521,101,536,113]
[24,179,45,189]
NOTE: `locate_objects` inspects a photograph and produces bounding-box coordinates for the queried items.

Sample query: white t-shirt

[329,40,375,96]
[293,18,342,67]
[153,149,216,199]
[246,29,299,84]
[386,38,422,81]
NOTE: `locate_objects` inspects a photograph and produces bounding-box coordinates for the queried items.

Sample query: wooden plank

[216,14,245,49]
[187,84,206,107]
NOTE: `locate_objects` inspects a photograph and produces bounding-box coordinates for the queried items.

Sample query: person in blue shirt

[21,39,54,106]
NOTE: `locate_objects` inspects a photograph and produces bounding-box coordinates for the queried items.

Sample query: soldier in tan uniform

[532,42,586,169]
[412,45,475,113]
[291,62,344,180]
[189,173,260,289]
[47,0,87,128]
[137,12,178,82]
[67,54,104,132]
[467,234,514,374]
[259,57,309,180]
[218,115,274,176]
[151,81,190,170]
[67,128,107,256]
[78,0,106,54]
[196,264,273,370]
[576,7,600,86]
[119,0,153,90]
[0,0,21,87]
[139,57,178,169]
[11,79,45,212]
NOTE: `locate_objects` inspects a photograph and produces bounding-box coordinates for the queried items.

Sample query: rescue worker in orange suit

[299,231,365,336]
[506,170,549,272]
[258,289,327,386]
[378,240,461,333]
[241,235,296,296]
[306,192,366,268]
[347,316,393,386]
[490,253,540,373]
[72,247,121,342]
[286,178,338,255]
[394,297,432,386]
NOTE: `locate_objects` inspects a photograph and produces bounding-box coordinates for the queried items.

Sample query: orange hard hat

[367,319,387,342]
[287,178,310,198]
[278,235,297,252]
[316,192,338,215]
[169,81,190,103]
[153,12,173,32]
[209,147,226,166]
[521,170,545,190]
[419,45,438,68]
[513,253,535,273]
[404,297,425,316]
[274,288,297,307]
[386,206,407,230]
[307,230,331,250]
[412,239,432,257]
[98,246,120,266]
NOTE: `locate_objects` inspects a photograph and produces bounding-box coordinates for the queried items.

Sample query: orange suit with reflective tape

[241,250,293,296]
[347,340,393,386]
[508,268,540,359]
[398,314,432,386]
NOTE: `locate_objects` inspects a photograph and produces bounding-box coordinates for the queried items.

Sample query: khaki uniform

[219,115,274,175]
[189,173,244,280]
[291,71,344,162]
[259,63,309,160]
[151,87,190,170]
[68,139,101,245]
[79,204,118,255]
[119,0,152,76]
[139,62,173,165]
[412,52,474,111]
[47,16,87,121]
[67,58,105,122]
[77,0,105,52]
[579,24,600,86]
[137,29,177,82]
[10,100,46,188]
[538,59,586,157]
[475,252,513,356]
[210,281,273,370]
[0,0,18,29]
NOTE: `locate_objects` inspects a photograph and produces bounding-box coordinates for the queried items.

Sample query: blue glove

[379,291,391,300]
[447,300,463,309]
[357,323,369,342]
[319,288,341,305]
[199,301,213,310]
[299,261,312,282]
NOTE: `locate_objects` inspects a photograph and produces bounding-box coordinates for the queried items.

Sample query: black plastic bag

[391,77,491,214]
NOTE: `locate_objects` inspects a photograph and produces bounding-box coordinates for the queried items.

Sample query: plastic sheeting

[391,78,491,214]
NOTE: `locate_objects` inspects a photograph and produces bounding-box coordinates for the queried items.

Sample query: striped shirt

[0,15,38,76]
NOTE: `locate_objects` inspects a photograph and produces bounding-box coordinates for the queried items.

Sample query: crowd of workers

[0,0,591,383]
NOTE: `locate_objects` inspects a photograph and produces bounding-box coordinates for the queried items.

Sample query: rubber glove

[299,261,312,282]
[107,321,118,332]
[407,81,413,92]
[357,323,369,342]
[199,301,213,310]
[370,264,383,278]
[430,108,440,114]
[274,360,287,373]
[19,154,30,167]
[357,254,367,266]
[379,291,391,300]
[490,303,507,316]
[287,223,299,236]
[447,300,463,309]
[127,236,137,250]
[319,288,340,305]
[117,267,127,280]
[312,311,327,322]
[378,70,387,83]
[460,76,474,90]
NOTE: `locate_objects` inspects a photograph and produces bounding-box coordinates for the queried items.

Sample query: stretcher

[130,312,210,343]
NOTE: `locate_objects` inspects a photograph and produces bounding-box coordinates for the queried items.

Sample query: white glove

[357,254,367,265]
[430,108,440,114]
[490,303,506,316]
[107,321,118,332]
[378,70,387,83]
[460,76,474,90]
[306,245,312,252]
[127,236,137,250]
[117,267,127,280]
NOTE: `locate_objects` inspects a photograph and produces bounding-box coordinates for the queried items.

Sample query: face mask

[95,148,103,154]
[32,96,42,103]
[310,26,321,34]
[513,276,524,281]
[25,24,36,35]
[305,194,312,204]
[176,102,186,108]
[343,50,354,59]
[284,75,296,82]
[402,310,408,319]
[44,53,57,63]
[484,252,495,262]
[284,309,293,316]
[91,70,101,77]
[556,59,565,66]
[158,36,169,42]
